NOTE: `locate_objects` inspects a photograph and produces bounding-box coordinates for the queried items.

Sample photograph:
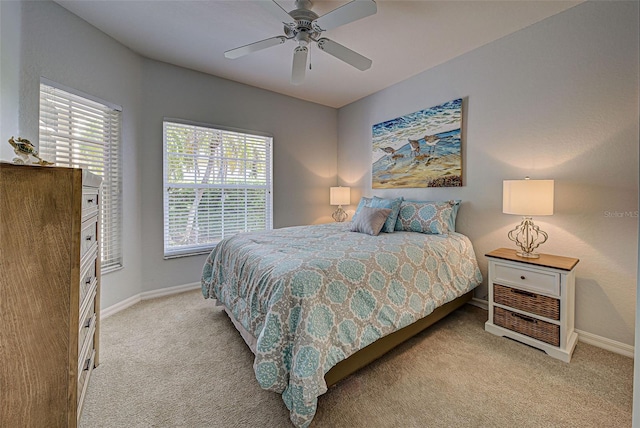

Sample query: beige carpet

[80,290,633,428]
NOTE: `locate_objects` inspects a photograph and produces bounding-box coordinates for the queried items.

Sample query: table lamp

[330,186,350,222]
[503,177,554,258]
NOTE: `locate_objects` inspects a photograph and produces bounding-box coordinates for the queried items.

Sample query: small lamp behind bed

[330,186,350,222]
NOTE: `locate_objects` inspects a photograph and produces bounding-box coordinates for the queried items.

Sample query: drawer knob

[85,235,93,241]
[520,275,526,280]
[83,358,92,371]
[87,198,94,204]
[85,277,92,285]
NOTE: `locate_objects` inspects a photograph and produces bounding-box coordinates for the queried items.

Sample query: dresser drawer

[81,188,99,221]
[80,217,98,259]
[79,299,96,358]
[494,307,560,346]
[494,284,560,320]
[494,263,559,296]
[77,347,95,407]
[80,257,97,309]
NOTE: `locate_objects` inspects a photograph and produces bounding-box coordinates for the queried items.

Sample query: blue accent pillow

[394,200,460,234]
[352,197,372,222]
[371,196,403,233]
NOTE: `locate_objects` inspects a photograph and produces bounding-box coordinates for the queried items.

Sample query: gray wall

[138,59,337,293]
[0,0,21,154]
[3,0,144,308]
[337,1,639,346]
[1,0,337,306]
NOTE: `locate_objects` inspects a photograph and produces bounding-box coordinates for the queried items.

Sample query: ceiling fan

[224,0,377,85]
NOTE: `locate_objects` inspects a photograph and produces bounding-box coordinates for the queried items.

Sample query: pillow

[448,200,461,232]
[371,196,404,233]
[394,200,459,234]
[350,207,392,236]
[352,197,372,221]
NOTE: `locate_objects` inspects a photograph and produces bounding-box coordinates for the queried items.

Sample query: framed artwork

[372,98,463,188]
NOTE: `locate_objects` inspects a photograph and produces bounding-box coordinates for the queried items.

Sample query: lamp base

[508,217,548,258]
[515,251,540,259]
[332,206,348,222]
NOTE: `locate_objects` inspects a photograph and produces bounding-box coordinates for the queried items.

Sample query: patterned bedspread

[201,222,482,427]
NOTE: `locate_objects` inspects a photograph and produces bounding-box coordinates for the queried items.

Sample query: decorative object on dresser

[484,248,579,362]
[503,177,554,258]
[0,163,102,427]
[7,136,53,166]
[329,186,350,222]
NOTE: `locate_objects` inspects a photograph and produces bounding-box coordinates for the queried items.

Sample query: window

[163,120,272,258]
[39,79,123,272]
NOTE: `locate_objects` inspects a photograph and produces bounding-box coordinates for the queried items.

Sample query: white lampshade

[503,179,554,216]
[330,187,350,206]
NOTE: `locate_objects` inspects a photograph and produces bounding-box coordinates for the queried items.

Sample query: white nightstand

[484,248,580,362]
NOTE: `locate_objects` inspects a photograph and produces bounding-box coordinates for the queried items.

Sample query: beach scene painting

[372,98,463,188]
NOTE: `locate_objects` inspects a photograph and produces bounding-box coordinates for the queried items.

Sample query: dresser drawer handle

[85,235,93,241]
[85,277,92,285]
[512,313,538,324]
[87,198,94,204]
[520,275,526,280]
[83,358,92,371]
[511,289,537,299]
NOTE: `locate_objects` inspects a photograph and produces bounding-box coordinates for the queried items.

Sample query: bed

[201,211,482,427]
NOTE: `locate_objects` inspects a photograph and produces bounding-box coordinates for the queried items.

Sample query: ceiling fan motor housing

[285,5,321,45]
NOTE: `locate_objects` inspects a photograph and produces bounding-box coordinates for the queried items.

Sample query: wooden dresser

[0,163,102,427]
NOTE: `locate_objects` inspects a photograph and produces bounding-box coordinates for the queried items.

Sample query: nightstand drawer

[494,263,559,296]
[494,284,560,320]
[494,307,560,346]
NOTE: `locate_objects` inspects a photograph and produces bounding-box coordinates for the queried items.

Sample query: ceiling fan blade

[291,46,308,85]
[259,0,296,27]
[317,38,372,71]
[312,0,377,32]
[224,36,287,59]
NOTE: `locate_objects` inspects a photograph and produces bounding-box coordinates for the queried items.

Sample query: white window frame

[39,78,123,273]
[163,119,273,258]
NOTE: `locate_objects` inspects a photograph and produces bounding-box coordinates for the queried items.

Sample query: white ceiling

[55,0,580,108]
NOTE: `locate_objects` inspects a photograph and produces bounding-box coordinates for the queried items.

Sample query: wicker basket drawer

[494,284,560,320]
[494,307,560,347]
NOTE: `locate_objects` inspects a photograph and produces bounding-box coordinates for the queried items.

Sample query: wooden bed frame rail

[324,290,473,387]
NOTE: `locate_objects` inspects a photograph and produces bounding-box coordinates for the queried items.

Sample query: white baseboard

[101,282,200,319]
[574,329,634,358]
[468,297,488,311]
[467,298,633,358]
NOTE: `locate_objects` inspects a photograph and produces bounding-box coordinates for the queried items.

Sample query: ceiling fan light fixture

[291,46,309,85]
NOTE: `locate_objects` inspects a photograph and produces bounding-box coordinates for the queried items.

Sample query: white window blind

[163,120,273,258]
[39,81,123,272]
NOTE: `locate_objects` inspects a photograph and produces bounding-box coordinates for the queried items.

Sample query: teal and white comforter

[201,222,482,427]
